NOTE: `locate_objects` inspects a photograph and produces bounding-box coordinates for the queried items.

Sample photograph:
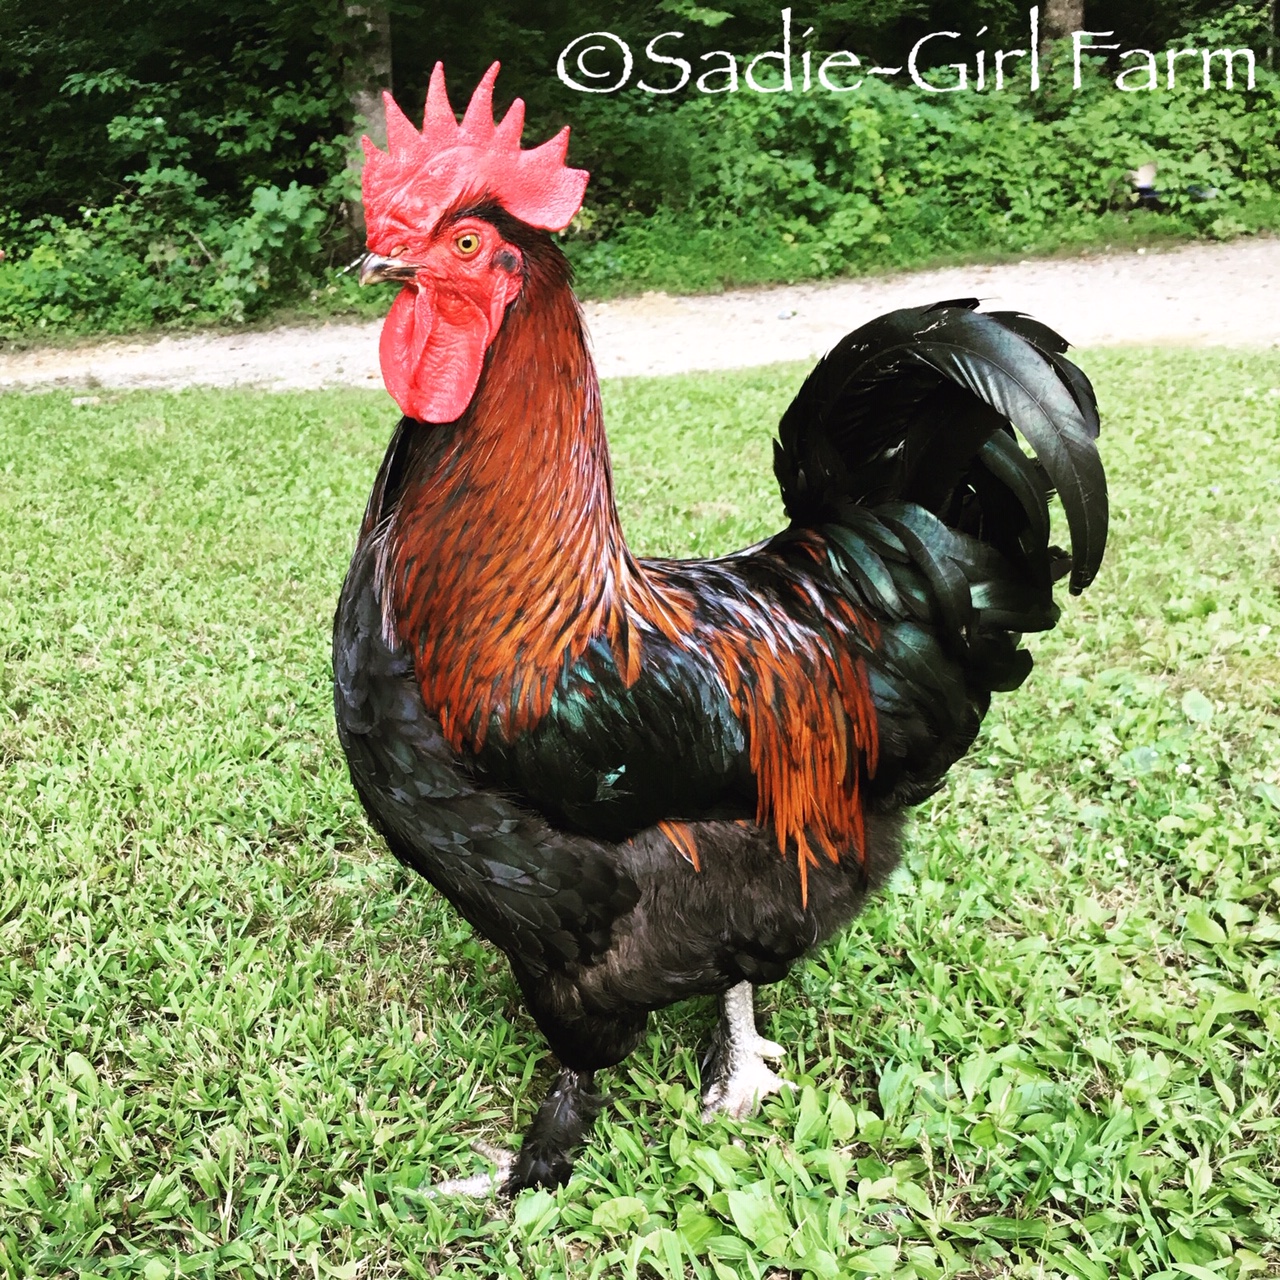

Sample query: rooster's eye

[454,232,481,257]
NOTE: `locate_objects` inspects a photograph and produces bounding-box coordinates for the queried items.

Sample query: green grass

[1,350,1279,1279]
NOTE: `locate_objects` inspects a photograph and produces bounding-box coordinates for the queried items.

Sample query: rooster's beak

[358,253,419,286]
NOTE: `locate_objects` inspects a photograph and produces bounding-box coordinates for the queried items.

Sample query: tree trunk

[1039,0,1084,50]
[344,0,392,239]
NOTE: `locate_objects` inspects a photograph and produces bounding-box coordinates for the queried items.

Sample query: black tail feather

[775,302,1108,596]
[776,301,1108,807]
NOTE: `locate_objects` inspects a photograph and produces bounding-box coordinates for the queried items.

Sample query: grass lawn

[1,350,1278,1279]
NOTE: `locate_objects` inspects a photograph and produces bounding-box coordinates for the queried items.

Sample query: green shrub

[0,180,331,336]
[213,182,328,320]
[2,29,1278,334]
[564,59,1280,295]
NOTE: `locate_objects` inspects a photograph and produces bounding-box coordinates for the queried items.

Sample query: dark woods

[0,0,1276,334]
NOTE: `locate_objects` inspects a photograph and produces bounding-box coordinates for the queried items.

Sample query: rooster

[333,63,1107,1195]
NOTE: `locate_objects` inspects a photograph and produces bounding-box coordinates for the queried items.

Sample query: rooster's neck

[382,243,689,753]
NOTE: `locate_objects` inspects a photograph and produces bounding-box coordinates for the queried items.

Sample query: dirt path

[2,238,1277,396]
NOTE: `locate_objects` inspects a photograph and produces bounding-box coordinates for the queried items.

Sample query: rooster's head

[359,63,589,423]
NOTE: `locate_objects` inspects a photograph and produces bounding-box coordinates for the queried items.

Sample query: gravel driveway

[2,237,1277,396]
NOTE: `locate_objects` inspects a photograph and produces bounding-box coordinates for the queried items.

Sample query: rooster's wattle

[333,63,1108,1194]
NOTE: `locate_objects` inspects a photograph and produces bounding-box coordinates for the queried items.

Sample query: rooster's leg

[425,1068,603,1198]
[701,981,792,1121]
[505,1067,604,1194]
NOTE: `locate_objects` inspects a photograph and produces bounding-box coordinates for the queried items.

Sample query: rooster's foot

[424,1140,514,1198]
[702,1054,793,1120]
[701,981,795,1121]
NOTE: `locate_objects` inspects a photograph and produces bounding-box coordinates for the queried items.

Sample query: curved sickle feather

[779,305,1108,594]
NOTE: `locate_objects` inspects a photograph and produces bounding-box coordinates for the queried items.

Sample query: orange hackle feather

[659,821,701,871]
[382,251,695,755]
[701,535,879,905]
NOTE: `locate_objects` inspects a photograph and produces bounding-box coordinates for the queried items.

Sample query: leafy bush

[565,59,1280,296]
[214,183,328,319]
[0,0,359,336]
[2,0,1278,334]
[0,181,331,336]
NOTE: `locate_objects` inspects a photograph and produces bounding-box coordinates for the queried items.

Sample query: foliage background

[0,0,1277,335]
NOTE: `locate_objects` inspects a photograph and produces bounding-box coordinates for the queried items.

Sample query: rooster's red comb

[361,62,589,246]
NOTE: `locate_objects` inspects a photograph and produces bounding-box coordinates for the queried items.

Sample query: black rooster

[333,64,1107,1194]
